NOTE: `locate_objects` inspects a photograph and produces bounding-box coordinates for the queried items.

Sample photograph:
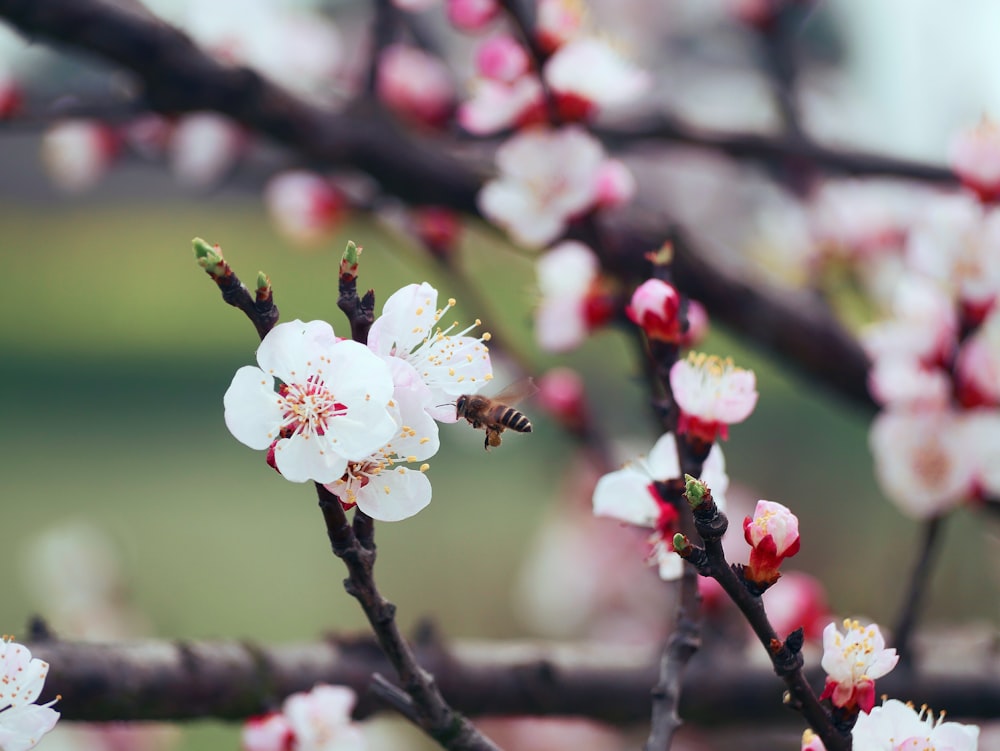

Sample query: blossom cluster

[224,282,492,521]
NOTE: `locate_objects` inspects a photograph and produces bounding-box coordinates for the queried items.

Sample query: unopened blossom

[949,117,1000,203]
[593,159,637,209]
[593,432,728,581]
[265,171,345,245]
[40,119,119,193]
[323,357,439,521]
[367,282,493,422]
[670,352,759,443]
[869,409,977,518]
[743,500,799,587]
[242,685,364,751]
[534,241,615,352]
[852,699,979,751]
[536,367,587,433]
[0,638,60,751]
[800,728,826,751]
[626,279,681,343]
[478,126,605,247]
[377,44,455,128]
[681,300,709,347]
[169,112,245,188]
[224,319,398,483]
[446,0,499,31]
[820,619,898,713]
[475,34,530,83]
[543,37,650,119]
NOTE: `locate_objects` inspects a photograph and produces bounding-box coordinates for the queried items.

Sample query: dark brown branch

[25,635,1000,725]
[316,481,499,751]
[596,113,956,185]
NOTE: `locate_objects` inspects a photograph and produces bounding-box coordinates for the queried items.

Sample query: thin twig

[892,515,946,667]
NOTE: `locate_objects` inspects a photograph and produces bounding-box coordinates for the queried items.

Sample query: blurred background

[2,0,1000,749]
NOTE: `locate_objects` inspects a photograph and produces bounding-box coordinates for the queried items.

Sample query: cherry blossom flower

[670,352,759,443]
[906,195,1000,321]
[242,685,364,751]
[593,432,728,581]
[949,117,1000,203]
[0,638,60,751]
[40,119,119,193]
[534,241,615,352]
[851,699,978,751]
[869,409,977,518]
[478,126,606,247]
[593,159,637,208]
[377,44,455,128]
[367,282,493,422]
[264,171,346,246]
[323,357,439,522]
[169,112,245,188]
[742,499,799,587]
[457,76,543,135]
[535,0,586,53]
[543,37,650,119]
[820,619,898,713]
[867,356,951,411]
[626,279,681,343]
[224,320,398,483]
[861,274,957,371]
[955,307,1000,408]
[809,179,919,259]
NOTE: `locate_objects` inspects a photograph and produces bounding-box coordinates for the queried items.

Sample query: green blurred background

[1,192,997,748]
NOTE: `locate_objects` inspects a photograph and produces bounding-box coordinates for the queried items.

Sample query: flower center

[277,376,347,437]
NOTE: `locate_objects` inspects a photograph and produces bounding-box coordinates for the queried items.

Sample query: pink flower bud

[446,0,499,32]
[800,729,826,751]
[41,119,120,193]
[411,206,462,259]
[949,117,1000,203]
[377,44,455,128]
[742,499,800,587]
[475,34,530,82]
[760,571,829,641]
[537,367,587,432]
[626,279,681,343]
[265,171,346,246]
[594,159,636,209]
[680,299,709,347]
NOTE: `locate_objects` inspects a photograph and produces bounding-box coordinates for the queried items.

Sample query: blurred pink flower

[377,44,455,128]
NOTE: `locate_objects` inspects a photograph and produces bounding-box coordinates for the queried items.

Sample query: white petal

[224,366,282,450]
[593,468,659,527]
[357,466,432,521]
[256,319,338,380]
[273,432,348,483]
[655,543,684,581]
[535,298,587,353]
[0,704,60,751]
[645,433,681,480]
[368,283,439,357]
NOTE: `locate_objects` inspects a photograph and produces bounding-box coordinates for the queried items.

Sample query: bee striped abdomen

[498,407,532,433]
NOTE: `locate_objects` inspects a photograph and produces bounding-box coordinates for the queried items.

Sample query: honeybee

[455,379,538,450]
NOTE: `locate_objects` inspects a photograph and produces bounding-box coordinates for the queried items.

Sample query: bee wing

[490,377,539,406]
